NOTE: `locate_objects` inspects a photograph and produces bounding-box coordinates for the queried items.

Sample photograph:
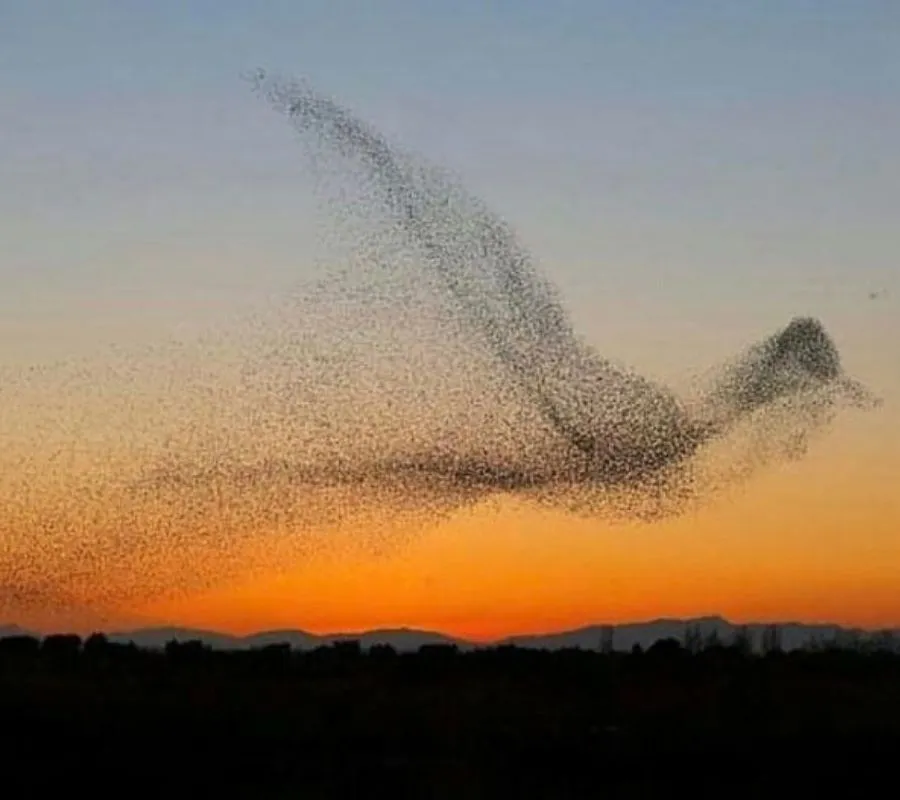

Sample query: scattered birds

[0,71,879,622]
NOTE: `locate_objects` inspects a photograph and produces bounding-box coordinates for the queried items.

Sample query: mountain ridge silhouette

[3,616,896,653]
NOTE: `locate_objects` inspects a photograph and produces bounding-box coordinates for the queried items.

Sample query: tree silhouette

[762,624,782,655]
[0,628,897,794]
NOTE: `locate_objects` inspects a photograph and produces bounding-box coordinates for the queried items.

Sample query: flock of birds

[0,71,879,624]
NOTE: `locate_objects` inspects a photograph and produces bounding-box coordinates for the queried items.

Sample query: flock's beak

[834,375,882,410]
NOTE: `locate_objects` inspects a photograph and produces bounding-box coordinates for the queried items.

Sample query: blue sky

[1,0,897,385]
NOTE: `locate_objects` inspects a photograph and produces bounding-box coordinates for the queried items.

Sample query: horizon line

[4,613,898,643]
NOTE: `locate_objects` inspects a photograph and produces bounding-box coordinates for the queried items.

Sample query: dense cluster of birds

[0,71,878,624]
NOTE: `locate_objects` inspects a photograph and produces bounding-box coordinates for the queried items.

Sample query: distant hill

[496,616,892,653]
[0,624,33,640]
[106,625,470,652]
[3,617,895,653]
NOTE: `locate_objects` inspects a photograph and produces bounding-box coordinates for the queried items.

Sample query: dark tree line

[1,630,898,796]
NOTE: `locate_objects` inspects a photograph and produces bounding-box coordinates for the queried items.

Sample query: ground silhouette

[1,627,898,796]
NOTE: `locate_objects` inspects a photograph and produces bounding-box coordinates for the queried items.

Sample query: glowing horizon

[2,1,897,636]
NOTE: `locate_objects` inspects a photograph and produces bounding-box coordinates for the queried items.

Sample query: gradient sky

[2,1,898,635]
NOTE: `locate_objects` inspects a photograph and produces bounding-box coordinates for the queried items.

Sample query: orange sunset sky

[139,412,900,640]
[2,2,898,637]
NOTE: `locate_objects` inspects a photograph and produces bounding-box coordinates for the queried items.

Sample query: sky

[1,0,898,636]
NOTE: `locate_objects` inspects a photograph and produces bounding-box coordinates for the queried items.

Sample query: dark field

[2,633,898,797]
